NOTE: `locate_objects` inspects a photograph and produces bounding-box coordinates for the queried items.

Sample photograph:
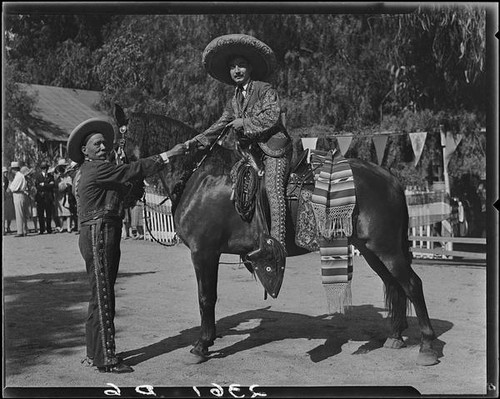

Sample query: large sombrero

[67,117,115,164]
[202,34,277,85]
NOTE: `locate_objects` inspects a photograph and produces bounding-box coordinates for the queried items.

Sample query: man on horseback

[185,33,292,253]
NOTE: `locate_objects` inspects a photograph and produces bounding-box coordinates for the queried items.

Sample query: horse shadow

[118,305,452,365]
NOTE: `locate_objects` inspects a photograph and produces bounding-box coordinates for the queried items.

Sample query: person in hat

[3,166,15,234]
[53,158,74,233]
[68,116,185,373]
[34,160,56,234]
[185,34,292,251]
[8,161,30,237]
[65,161,80,234]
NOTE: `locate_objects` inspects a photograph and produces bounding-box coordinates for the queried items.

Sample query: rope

[231,159,260,222]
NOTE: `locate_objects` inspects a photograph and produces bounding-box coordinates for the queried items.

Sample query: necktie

[237,86,245,106]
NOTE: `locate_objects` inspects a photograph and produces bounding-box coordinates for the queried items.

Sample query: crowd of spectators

[3,158,147,240]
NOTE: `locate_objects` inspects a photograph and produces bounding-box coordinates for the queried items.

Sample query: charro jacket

[76,155,164,225]
[194,80,291,157]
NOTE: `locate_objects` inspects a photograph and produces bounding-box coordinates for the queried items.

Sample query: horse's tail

[384,189,412,322]
[402,194,413,266]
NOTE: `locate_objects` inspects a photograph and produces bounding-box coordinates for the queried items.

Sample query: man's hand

[184,138,206,151]
[226,118,244,130]
[167,143,188,158]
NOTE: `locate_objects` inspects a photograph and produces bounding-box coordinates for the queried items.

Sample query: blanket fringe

[323,281,352,315]
[311,203,356,238]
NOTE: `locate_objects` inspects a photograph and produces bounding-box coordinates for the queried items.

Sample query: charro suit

[76,155,166,368]
[194,80,292,246]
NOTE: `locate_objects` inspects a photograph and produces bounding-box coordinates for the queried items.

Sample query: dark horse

[116,105,438,366]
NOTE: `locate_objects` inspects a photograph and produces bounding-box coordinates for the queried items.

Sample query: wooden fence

[409,234,486,260]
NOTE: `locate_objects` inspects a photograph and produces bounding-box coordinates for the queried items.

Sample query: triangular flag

[409,131,428,166]
[444,132,463,167]
[336,135,353,156]
[372,134,388,165]
[301,137,318,163]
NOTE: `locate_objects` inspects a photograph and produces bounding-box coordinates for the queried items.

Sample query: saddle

[230,148,314,299]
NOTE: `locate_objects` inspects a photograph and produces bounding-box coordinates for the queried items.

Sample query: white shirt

[241,83,249,98]
[9,171,27,193]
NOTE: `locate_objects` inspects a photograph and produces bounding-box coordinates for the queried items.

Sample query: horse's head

[113,104,202,206]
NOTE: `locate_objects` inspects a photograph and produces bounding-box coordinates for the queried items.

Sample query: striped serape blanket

[310,149,357,314]
[319,237,354,314]
[310,149,356,238]
[405,190,452,228]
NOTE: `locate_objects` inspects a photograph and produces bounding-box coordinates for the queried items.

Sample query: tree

[3,63,38,166]
[380,4,486,118]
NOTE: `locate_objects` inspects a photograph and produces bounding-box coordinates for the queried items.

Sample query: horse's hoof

[184,348,208,365]
[384,337,406,349]
[416,349,439,366]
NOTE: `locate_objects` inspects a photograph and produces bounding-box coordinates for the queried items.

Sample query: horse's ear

[113,103,128,127]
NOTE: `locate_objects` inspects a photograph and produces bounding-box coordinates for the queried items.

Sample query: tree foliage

[3,7,489,191]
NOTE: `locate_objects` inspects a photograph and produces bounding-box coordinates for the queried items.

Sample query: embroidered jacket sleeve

[77,155,165,223]
[93,155,164,189]
[193,100,235,147]
[243,85,281,139]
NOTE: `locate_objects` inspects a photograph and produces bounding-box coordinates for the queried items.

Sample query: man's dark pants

[36,197,53,233]
[79,219,122,368]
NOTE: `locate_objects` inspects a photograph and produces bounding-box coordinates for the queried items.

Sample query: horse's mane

[125,111,237,210]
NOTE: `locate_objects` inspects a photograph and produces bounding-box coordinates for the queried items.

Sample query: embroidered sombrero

[202,34,277,85]
[67,117,115,164]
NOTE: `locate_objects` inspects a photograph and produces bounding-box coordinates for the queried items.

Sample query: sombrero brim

[67,118,115,164]
[202,34,277,86]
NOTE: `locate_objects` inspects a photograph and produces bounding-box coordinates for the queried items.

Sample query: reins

[140,194,178,247]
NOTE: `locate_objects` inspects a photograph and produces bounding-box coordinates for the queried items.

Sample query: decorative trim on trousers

[264,155,290,247]
[80,219,121,367]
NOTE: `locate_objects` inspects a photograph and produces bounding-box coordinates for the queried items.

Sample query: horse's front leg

[188,249,221,364]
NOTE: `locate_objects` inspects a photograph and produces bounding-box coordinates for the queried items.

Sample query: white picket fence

[142,188,177,245]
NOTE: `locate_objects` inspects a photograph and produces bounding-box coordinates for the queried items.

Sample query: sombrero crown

[67,117,115,164]
[202,34,277,85]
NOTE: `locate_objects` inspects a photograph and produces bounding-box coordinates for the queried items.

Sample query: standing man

[8,161,29,237]
[34,161,56,234]
[68,117,185,373]
[185,34,292,252]
[3,166,15,234]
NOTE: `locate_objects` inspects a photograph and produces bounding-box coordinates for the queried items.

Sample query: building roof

[17,83,108,143]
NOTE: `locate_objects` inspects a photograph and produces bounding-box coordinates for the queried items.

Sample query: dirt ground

[2,228,489,397]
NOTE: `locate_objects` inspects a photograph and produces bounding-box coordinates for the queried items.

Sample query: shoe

[98,362,133,373]
[81,356,94,367]
[14,234,27,237]
[38,232,45,235]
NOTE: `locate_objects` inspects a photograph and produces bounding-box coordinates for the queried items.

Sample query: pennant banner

[408,131,428,166]
[336,136,353,156]
[444,131,463,167]
[301,137,318,163]
[372,134,388,165]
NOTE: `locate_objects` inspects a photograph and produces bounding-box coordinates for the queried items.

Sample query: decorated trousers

[263,154,290,248]
[79,218,122,368]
